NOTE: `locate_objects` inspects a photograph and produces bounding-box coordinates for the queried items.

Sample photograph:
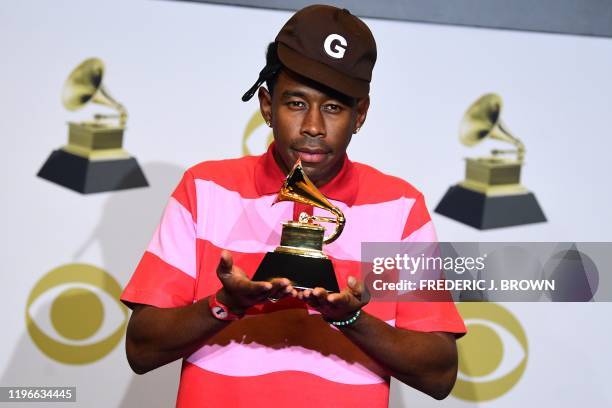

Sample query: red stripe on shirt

[401,194,432,239]
[120,251,195,308]
[172,170,198,223]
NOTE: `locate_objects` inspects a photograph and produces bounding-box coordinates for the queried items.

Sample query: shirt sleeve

[120,170,198,309]
[395,193,467,337]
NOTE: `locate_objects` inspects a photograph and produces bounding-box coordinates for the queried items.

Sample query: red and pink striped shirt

[121,144,466,407]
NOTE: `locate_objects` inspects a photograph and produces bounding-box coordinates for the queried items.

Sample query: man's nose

[301,106,325,137]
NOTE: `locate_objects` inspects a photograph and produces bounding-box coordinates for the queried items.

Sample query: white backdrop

[1,0,611,406]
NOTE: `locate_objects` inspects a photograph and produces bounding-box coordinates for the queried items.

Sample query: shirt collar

[254,142,358,206]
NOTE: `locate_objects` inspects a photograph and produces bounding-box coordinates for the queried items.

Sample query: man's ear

[355,96,370,132]
[258,86,273,125]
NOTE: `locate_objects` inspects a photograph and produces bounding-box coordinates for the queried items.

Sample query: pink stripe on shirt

[147,197,197,279]
[187,312,396,385]
[402,220,437,242]
[195,179,418,261]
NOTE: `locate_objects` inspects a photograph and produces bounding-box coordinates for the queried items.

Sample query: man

[122,5,466,407]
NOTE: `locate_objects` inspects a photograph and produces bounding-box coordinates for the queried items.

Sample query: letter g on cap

[323,34,347,59]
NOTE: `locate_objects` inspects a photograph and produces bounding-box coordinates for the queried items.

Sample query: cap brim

[277,42,369,99]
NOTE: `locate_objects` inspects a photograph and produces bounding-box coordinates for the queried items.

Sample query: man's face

[259,69,369,186]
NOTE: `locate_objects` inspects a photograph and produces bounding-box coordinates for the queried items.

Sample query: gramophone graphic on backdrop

[37,58,148,194]
[435,93,546,229]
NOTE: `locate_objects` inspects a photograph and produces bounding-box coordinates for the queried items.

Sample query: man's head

[243,5,377,186]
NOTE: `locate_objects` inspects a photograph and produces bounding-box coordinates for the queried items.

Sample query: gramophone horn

[275,160,345,244]
[459,93,525,161]
[61,58,127,126]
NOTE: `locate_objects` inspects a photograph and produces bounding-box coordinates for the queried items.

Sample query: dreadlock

[264,42,282,95]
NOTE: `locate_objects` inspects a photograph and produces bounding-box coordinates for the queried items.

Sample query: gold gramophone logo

[435,93,546,229]
[37,57,148,193]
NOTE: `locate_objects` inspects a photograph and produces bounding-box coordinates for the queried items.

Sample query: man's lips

[293,147,329,163]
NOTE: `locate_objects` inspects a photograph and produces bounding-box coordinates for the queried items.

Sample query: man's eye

[324,104,342,113]
[287,101,306,108]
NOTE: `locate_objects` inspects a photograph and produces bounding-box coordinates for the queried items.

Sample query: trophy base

[435,184,546,230]
[37,149,148,194]
[253,251,340,292]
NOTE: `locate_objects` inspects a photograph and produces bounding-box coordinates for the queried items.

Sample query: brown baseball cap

[242,5,377,101]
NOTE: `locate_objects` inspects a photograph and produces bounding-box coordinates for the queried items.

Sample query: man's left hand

[298,276,369,321]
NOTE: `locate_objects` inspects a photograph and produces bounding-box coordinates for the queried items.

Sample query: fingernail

[348,276,356,286]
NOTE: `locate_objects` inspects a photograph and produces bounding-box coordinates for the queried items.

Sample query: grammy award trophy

[252,160,344,292]
[38,58,148,194]
[435,93,546,229]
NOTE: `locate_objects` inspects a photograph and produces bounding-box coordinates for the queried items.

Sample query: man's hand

[299,275,458,400]
[216,250,297,314]
[298,276,369,321]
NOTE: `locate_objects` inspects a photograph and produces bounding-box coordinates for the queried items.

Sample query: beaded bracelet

[326,310,362,327]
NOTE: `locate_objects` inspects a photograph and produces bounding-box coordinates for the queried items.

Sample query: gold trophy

[37,57,147,193]
[252,160,344,292]
[435,93,546,229]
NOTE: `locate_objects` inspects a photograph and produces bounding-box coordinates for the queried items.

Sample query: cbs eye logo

[242,110,273,156]
[26,263,127,365]
[453,303,528,402]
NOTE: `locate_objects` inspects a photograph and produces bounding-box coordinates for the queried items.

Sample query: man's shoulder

[188,155,258,175]
[185,155,259,194]
[352,161,423,204]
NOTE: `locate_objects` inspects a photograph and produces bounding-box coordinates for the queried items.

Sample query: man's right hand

[215,250,297,315]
